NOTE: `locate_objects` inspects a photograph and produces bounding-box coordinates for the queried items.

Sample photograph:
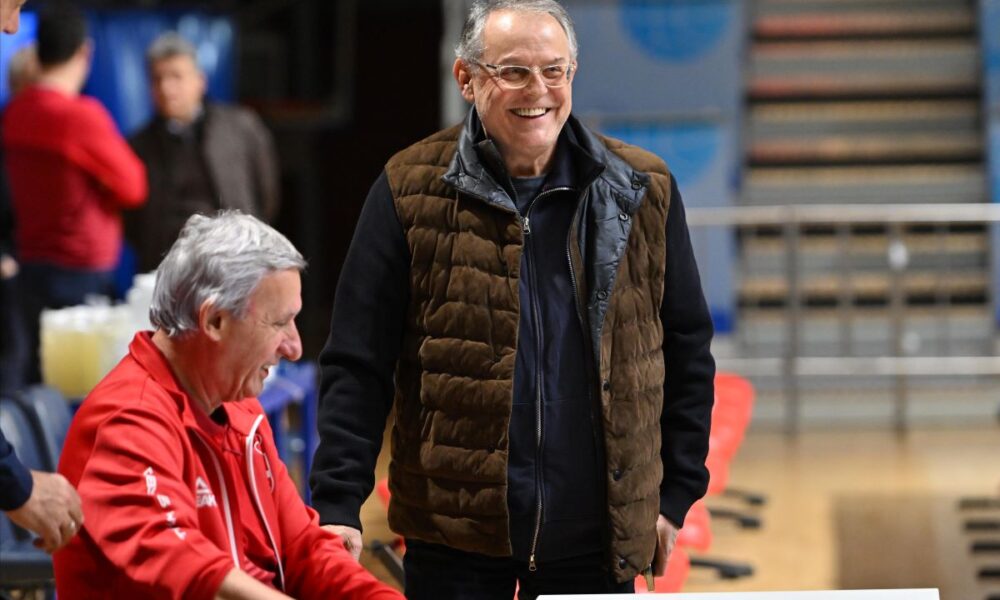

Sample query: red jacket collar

[128,332,259,436]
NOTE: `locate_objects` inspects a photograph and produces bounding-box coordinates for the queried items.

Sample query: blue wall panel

[567,0,745,118]
[982,0,1000,324]
[566,0,745,333]
[1,10,234,135]
[0,12,37,107]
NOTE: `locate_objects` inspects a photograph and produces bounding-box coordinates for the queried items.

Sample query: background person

[1,3,147,384]
[0,44,38,396]
[0,0,83,558]
[127,32,280,273]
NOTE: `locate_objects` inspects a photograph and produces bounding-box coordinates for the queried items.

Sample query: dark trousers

[17,263,113,384]
[0,273,27,395]
[403,539,634,600]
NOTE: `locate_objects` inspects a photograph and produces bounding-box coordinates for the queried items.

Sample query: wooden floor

[357,426,1000,598]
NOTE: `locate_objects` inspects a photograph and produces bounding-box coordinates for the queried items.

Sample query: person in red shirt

[55,211,403,600]
[1,5,146,384]
[0,0,84,559]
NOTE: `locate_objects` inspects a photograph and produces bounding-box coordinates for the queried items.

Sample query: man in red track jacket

[55,211,402,600]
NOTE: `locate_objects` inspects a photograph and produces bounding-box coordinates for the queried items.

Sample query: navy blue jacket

[0,428,33,511]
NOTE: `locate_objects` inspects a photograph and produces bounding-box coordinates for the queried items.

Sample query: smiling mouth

[511,107,550,118]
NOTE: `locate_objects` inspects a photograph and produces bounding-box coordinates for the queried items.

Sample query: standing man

[127,33,280,273]
[2,4,147,384]
[309,1,715,598]
[0,0,84,556]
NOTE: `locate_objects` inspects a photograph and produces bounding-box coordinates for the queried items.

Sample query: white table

[540,590,939,600]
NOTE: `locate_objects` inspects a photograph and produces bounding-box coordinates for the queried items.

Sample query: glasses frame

[475,61,576,90]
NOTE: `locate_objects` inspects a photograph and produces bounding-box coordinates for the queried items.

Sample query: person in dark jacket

[309,1,715,598]
[0,0,84,556]
[127,32,280,273]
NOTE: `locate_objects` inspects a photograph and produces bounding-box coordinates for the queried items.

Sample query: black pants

[403,539,634,600]
[0,272,27,395]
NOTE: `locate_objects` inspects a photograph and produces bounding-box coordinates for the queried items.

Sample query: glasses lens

[541,65,566,84]
[484,63,572,89]
[497,65,531,87]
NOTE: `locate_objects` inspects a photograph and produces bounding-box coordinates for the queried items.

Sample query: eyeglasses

[476,61,575,90]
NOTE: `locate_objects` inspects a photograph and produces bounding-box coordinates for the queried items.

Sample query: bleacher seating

[15,386,72,472]
[0,397,55,592]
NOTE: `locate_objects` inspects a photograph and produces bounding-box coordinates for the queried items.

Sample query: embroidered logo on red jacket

[195,476,217,508]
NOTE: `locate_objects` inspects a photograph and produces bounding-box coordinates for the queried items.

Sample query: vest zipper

[522,186,572,572]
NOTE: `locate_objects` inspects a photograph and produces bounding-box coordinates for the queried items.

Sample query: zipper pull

[529,553,537,572]
[521,216,531,236]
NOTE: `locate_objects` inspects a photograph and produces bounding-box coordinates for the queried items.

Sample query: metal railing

[687,202,1000,433]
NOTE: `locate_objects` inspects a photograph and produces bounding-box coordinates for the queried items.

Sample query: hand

[652,514,679,576]
[322,524,363,561]
[0,254,18,279]
[7,470,83,554]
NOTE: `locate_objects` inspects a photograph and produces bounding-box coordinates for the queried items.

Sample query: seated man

[54,212,402,600]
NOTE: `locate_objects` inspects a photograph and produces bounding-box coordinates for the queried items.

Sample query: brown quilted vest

[383,119,672,583]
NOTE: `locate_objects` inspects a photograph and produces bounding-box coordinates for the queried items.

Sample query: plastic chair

[712,373,766,507]
[0,398,55,591]
[681,500,754,579]
[705,373,764,529]
[15,385,71,471]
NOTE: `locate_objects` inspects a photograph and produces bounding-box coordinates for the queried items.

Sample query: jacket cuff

[0,446,33,511]
[659,487,701,529]
[311,498,364,532]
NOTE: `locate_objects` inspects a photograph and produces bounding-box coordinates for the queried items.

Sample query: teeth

[513,107,547,117]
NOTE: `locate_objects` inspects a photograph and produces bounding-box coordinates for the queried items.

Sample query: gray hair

[146,32,199,70]
[150,211,306,337]
[455,0,578,65]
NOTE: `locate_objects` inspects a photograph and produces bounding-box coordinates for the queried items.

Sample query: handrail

[686,202,1000,433]
[718,356,1000,378]
[687,203,1000,226]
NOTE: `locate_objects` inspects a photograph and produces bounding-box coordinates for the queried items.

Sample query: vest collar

[442,108,649,215]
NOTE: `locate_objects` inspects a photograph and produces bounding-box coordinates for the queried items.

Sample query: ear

[79,39,94,63]
[453,58,475,103]
[198,300,225,342]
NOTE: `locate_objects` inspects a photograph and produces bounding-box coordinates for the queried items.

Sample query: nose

[522,70,548,96]
[280,321,303,362]
[2,12,19,34]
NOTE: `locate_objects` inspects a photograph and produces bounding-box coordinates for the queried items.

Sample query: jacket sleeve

[257,417,403,600]
[73,98,148,208]
[658,175,716,527]
[74,406,234,600]
[246,110,280,221]
[309,170,410,530]
[0,428,33,511]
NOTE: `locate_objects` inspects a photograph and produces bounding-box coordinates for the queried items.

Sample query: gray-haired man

[54,212,402,600]
[127,33,280,273]
[309,0,716,598]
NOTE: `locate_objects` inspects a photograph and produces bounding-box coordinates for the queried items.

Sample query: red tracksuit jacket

[54,332,402,600]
